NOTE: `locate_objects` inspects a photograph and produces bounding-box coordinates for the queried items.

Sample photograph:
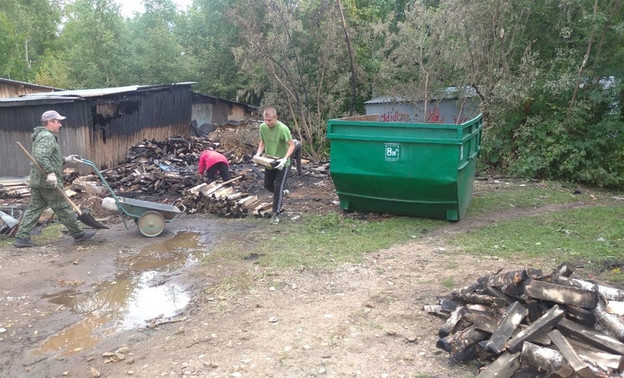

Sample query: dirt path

[0,217,510,377]
[0,178,616,377]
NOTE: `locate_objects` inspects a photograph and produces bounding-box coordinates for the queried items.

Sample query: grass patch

[450,205,624,280]
[209,213,442,269]
[467,180,600,217]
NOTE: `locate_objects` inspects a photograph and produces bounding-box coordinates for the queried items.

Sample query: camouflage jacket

[29,126,64,188]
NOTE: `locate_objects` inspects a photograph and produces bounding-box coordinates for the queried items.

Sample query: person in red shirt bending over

[198,149,230,184]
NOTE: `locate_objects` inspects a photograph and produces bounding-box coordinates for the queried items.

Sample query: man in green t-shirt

[255,107,295,225]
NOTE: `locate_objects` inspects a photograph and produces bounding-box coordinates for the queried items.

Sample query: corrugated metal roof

[19,82,197,99]
[366,86,477,104]
[0,82,197,106]
[365,96,407,104]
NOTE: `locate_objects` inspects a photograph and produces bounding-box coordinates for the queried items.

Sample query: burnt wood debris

[0,134,329,220]
[425,263,624,376]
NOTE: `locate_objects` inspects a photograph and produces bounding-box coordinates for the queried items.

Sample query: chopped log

[436,325,490,354]
[238,195,258,208]
[226,192,243,201]
[555,276,624,302]
[463,308,500,334]
[3,188,30,198]
[552,263,576,280]
[514,324,552,346]
[568,339,624,372]
[606,300,624,316]
[485,286,515,306]
[557,317,624,355]
[594,298,624,341]
[187,182,208,195]
[202,176,242,196]
[254,202,272,216]
[565,304,597,327]
[524,279,598,309]
[438,297,460,312]
[211,186,234,199]
[507,304,564,353]
[451,291,507,308]
[485,301,528,354]
[521,342,574,377]
[523,298,542,324]
[477,351,520,378]
[422,304,449,317]
[488,269,529,288]
[548,329,594,378]
[439,306,465,338]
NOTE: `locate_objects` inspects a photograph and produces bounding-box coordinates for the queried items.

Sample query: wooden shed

[0,77,62,98]
[0,83,194,177]
[192,92,258,127]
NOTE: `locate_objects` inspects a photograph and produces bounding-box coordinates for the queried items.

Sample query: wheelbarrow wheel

[137,211,165,237]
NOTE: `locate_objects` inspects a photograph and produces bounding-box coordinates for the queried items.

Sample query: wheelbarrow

[75,158,185,237]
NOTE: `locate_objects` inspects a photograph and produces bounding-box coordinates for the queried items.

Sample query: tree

[182,0,243,99]
[228,0,370,158]
[38,0,129,88]
[125,0,198,85]
[0,0,61,81]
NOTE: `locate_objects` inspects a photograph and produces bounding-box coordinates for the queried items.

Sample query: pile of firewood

[0,179,30,199]
[425,264,624,376]
[94,136,225,196]
[181,178,272,218]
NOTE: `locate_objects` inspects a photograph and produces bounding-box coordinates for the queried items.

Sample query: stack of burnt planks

[98,136,216,195]
[426,264,624,376]
[182,179,271,218]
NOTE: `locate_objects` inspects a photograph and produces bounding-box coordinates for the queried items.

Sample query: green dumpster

[327,114,483,221]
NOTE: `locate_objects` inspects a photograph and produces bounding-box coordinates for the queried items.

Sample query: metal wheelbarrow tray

[77,158,185,237]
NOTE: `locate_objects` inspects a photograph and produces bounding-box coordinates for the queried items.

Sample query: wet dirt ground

[0,174,618,377]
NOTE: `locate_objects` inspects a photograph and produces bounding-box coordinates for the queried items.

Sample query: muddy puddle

[33,231,208,357]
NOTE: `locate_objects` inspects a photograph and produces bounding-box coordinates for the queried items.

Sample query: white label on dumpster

[385,143,400,161]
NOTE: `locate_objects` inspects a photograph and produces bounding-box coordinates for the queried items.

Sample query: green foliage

[42,0,130,88]
[0,0,61,81]
[125,0,199,85]
[182,0,243,99]
[483,79,624,189]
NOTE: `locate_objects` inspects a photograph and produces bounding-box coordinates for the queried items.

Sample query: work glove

[46,172,57,187]
[275,158,287,170]
[64,154,80,164]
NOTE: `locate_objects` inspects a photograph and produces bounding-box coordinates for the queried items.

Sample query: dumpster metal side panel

[327,114,482,221]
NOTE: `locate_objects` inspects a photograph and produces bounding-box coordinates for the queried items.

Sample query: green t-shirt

[259,120,292,166]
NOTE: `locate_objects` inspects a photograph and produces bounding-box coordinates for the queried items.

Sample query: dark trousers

[264,167,288,213]
[291,143,302,175]
[205,162,230,183]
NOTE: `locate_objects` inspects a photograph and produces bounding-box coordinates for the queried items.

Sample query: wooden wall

[0,85,192,177]
[0,81,57,99]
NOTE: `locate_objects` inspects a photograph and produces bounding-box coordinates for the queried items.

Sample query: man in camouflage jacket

[14,110,96,248]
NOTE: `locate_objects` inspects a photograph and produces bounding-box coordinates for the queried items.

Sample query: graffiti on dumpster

[380,111,410,123]
[427,108,445,123]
